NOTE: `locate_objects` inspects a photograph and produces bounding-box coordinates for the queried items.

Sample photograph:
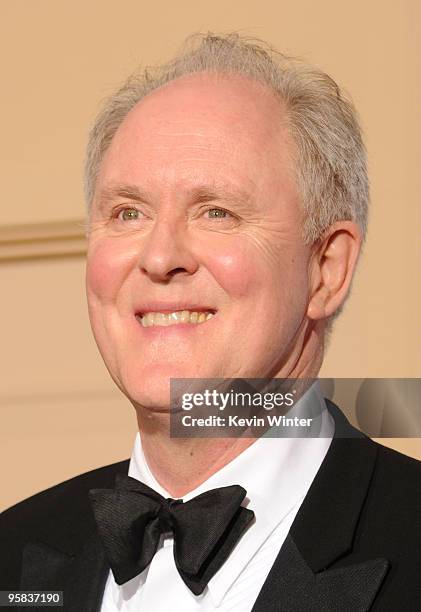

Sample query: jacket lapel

[252,401,390,611]
[21,534,109,612]
[62,533,109,612]
[19,460,130,612]
[252,535,388,612]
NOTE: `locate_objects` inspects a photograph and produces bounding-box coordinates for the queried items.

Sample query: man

[1,33,420,611]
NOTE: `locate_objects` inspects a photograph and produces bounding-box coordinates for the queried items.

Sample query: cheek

[203,237,305,300]
[86,238,136,304]
[203,239,263,297]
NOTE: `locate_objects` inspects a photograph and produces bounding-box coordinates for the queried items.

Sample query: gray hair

[84,32,368,245]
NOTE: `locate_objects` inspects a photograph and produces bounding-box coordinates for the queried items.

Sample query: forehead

[96,72,297,200]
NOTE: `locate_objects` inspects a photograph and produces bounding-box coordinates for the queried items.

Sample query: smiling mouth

[136,309,216,328]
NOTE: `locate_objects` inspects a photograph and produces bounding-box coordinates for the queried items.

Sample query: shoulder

[366,440,421,521]
[327,398,421,503]
[354,442,421,608]
[375,439,421,479]
[0,459,129,588]
[1,459,130,533]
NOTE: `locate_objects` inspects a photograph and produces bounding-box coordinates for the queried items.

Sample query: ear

[307,221,362,320]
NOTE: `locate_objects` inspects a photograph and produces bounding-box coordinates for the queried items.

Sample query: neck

[135,323,324,498]
[137,425,257,498]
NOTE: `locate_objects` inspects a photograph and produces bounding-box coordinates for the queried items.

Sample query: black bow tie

[89,474,254,595]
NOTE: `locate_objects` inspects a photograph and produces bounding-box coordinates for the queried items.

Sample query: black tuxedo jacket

[1,401,421,611]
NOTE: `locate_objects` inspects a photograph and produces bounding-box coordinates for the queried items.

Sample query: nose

[138,218,199,282]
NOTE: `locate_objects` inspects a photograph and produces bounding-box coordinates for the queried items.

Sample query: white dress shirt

[100,383,334,611]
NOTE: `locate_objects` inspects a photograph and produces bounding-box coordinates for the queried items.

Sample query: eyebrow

[96,184,151,211]
[96,182,254,210]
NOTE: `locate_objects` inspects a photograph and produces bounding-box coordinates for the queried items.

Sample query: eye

[204,208,231,220]
[117,207,142,221]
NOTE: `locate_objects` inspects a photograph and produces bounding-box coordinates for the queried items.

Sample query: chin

[120,363,208,411]
[123,380,172,412]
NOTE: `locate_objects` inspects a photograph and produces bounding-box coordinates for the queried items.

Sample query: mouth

[135,308,217,328]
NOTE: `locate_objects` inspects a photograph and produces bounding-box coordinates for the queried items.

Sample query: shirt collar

[128,381,334,607]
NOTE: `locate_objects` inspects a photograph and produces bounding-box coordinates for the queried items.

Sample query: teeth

[139,310,215,328]
[180,310,190,323]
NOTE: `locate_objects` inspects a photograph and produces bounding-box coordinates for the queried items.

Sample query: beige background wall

[1,0,420,511]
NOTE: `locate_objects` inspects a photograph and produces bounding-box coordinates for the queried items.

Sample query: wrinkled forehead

[93,73,298,210]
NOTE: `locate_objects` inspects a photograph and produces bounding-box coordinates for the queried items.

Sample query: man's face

[86,73,316,409]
